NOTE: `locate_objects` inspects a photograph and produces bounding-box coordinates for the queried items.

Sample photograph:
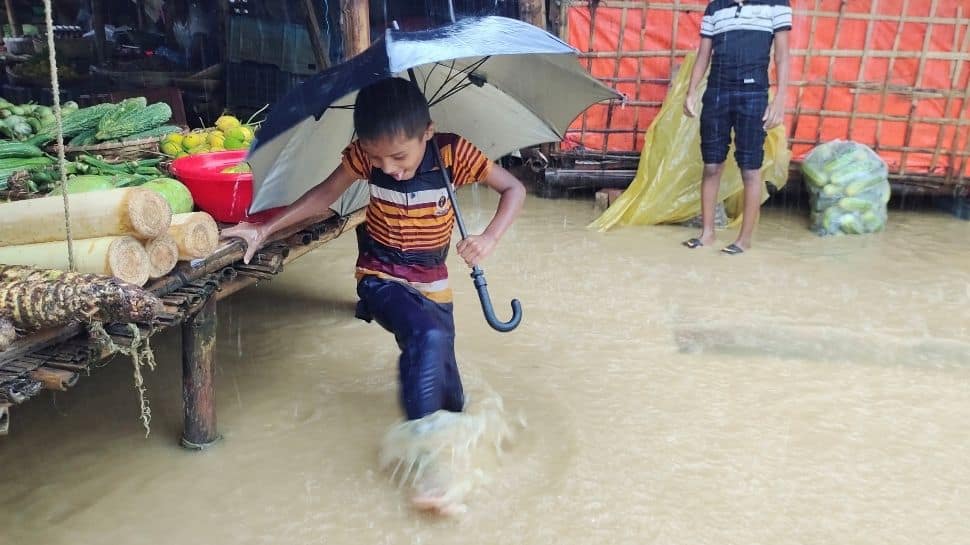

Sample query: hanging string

[42,0,77,271]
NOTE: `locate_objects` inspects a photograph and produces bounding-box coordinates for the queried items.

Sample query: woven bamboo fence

[551,0,970,194]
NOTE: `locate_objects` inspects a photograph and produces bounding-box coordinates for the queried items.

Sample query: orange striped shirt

[341,133,493,302]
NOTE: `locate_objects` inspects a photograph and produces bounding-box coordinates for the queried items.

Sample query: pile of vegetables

[22,96,179,148]
[0,98,71,141]
[161,113,257,157]
[8,53,82,82]
[802,140,891,236]
[0,141,166,195]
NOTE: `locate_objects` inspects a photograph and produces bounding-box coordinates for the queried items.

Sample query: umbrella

[246,16,620,331]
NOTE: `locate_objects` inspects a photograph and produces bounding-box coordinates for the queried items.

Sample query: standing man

[682,0,791,254]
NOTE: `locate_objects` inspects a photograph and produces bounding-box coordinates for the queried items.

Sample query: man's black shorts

[700,87,769,170]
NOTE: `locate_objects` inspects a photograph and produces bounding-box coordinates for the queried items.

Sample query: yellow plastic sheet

[589,52,792,232]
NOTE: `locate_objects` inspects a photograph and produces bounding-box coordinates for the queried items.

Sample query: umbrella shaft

[429,137,471,241]
[408,67,471,242]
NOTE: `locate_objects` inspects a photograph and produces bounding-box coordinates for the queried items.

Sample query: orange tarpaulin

[563,0,970,179]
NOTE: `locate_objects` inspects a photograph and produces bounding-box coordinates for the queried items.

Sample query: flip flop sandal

[721,243,745,255]
[682,238,704,249]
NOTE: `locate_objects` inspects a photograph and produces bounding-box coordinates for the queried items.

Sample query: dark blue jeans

[355,276,465,420]
[700,87,770,170]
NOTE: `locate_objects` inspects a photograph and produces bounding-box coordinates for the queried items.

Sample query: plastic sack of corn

[802,140,890,236]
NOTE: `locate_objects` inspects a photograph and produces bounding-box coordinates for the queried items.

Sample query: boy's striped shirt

[341,133,492,303]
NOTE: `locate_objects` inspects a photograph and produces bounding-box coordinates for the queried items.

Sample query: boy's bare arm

[684,37,713,118]
[456,164,526,268]
[763,30,791,130]
[221,164,359,264]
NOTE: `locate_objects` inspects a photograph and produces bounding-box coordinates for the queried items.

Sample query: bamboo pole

[942,11,970,182]
[873,0,911,162]
[847,0,880,142]
[0,236,152,287]
[566,0,970,24]
[91,0,106,64]
[578,49,970,61]
[0,188,171,246]
[181,296,218,450]
[601,4,629,152]
[519,0,547,30]
[302,0,330,70]
[0,403,9,435]
[136,0,145,29]
[4,0,21,37]
[168,212,219,260]
[579,2,600,150]
[898,0,939,178]
[340,0,369,58]
[630,0,650,151]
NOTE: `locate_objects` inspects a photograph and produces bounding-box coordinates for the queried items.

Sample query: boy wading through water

[222,77,526,515]
[683,0,791,254]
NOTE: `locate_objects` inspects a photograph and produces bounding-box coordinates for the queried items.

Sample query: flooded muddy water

[2,190,968,545]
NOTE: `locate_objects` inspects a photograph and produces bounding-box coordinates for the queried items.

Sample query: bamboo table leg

[181,296,219,449]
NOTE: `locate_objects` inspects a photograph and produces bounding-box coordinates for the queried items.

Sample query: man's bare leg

[730,168,763,251]
[685,163,725,247]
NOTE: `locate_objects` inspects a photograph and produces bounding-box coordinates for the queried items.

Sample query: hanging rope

[42,0,77,271]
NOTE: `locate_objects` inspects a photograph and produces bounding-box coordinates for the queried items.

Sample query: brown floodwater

[1,190,968,545]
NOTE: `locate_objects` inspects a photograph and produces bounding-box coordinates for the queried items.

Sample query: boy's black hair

[353,77,432,142]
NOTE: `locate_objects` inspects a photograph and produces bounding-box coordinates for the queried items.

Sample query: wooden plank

[302,0,331,70]
[4,0,21,37]
[340,0,370,58]
[91,0,106,64]
[519,0,547,30]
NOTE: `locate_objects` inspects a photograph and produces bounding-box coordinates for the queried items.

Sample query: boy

[222,77,526,509]
[682,0,791,254]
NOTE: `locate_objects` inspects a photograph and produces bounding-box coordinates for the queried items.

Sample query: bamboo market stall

[0,0,374,446]
[547,0,970,198]
[0,209,365,444]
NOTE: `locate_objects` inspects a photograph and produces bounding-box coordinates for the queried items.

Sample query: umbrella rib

[423,62,439,95]
[430,81,474,106]
[426,57,491,106]
[427,59,459,105]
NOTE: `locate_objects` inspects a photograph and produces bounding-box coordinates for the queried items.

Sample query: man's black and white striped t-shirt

[700,0,792,90]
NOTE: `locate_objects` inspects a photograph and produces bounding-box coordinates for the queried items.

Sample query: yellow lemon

[215,115,241,132]
[209,144,226,152]
[182,133,206,150]
[225,126,247,142]
[163,133,184,147]
[239,125,255,141]
[207,133,225,148]
[161,141,182,156]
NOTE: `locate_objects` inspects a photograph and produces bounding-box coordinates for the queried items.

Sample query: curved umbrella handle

[471,267,522,332]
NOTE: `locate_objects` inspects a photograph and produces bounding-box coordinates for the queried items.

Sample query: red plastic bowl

[169,151,281,224]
